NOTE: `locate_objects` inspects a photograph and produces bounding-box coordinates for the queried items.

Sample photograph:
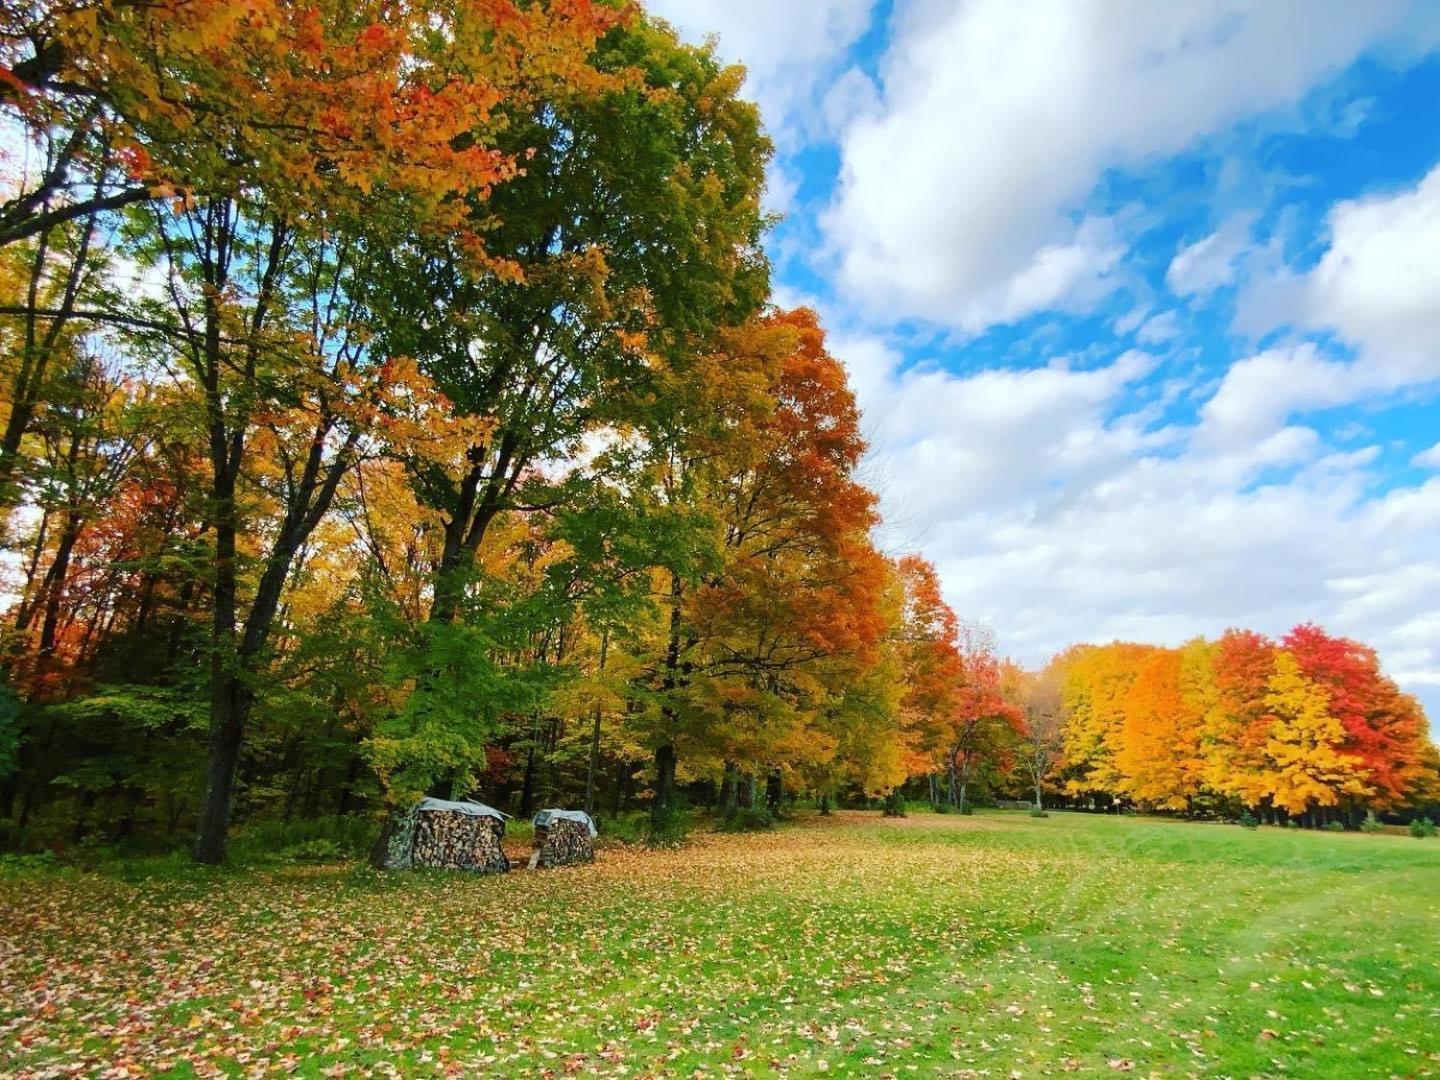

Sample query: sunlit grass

[3,810,1437,1076]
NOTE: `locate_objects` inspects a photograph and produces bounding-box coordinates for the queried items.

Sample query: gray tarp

[416,797,508,820]
[532,808,598,837]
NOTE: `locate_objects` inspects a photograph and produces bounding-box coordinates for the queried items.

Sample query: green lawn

[3,811,1438,1077]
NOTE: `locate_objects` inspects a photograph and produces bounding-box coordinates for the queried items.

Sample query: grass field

[2,811,1438,1077]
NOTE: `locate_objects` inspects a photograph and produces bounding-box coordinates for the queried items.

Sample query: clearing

[2,811,1438,1077]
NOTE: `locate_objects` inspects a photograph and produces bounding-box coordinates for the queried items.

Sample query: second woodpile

[535,818,596,868]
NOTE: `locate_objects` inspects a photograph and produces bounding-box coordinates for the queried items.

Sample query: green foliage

[228,816,378,865]
[1359,812,1384,834]
[1029,808,1050,818]
[1286,819,1301,829]
[882,792,907,818]
[1238,811,1260,829]
[593,810,650,845]
[1410,817,1437,839]
[0,683,20,779]
[646,805,690,848]
[931,801,954,814]
[282,838,346,864]
[0,850,61,877]
[1325,820,1346,832]
[717,806,773,833]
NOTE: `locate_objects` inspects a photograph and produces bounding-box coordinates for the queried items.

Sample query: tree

[1018,660,1065,811]
[1263,650,1370,817]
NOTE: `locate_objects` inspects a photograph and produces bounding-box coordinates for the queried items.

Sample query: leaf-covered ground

[3,811,1438,1077]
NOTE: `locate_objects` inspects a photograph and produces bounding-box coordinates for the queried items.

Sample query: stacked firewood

[535,817,596,868]
[411,811,509,873]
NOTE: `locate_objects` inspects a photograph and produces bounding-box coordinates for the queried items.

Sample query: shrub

[882,792,907,818]
[646,807,690,849]
[1325,821,1346,833]
[931,801,954,814]
[1359,813,1384,834]
[594,810,649,845]
[1410,817,1437,839]
[282,838,345,864]
[1285,819,1300,829]
[0,850,61,875]
[1029,808,1049,818]
[717,807,774,833]
[1237,811,1259,830]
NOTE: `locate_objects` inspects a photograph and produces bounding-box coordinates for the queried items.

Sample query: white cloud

[1308,163,1440,371]
[1224,161,1440,432]
[1414,442,1440,469]
[646,0,877,145]
[1166,215,1256,297]
[828,328,1440,720]
[1135,311,1181,345]
[824,0,1425,330]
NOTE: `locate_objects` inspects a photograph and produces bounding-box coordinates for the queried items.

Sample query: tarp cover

[417,797,508,821]
[533,808,598,837]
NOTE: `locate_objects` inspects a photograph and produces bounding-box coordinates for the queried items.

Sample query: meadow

[2,811,1437,1077]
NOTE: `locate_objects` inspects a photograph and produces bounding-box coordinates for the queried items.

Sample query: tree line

[1039,626,1440,825]
[1,1,1434,863]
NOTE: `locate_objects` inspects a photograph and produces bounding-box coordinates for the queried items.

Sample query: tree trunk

[1034,779,1043,811]
[739,773,755,810]
[583,631,608,815]
[519,743,538,818]
[651,742,677,829]
[819,792,831,816]
[765,771,783,817]
[719,761,736,811]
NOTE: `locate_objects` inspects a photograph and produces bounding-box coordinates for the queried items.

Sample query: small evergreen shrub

[882,792,907,818]
[1029,808,1049,818]
[1237,811,1259,830]
[1285,819,1300,829]
[1359,813,1384,834]
[1325,821,1345,833]
[931,801,954,814]
[1410,817,1437,839]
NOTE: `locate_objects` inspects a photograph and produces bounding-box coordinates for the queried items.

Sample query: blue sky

[650,0,1440,725]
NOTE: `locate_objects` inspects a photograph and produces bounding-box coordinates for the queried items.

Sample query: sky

[646,0,1440,726]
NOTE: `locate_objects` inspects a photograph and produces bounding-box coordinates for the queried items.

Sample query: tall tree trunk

[651,571,684,832]
[719,761,737,811]
[519,743,538,818]
[651,742,677,828]
[765,771,783,816]
[583,631,608,815]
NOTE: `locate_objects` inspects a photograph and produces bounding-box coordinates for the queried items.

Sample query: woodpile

[371,798,509,874]
[533,817,596,868]
[412,810,508,873]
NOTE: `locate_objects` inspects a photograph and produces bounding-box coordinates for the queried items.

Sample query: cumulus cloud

[829,328,1440,718]
[1224,161,1440,429]
[1307,163,1440,373]
[824,0,1422,329]
[646,0,876,144]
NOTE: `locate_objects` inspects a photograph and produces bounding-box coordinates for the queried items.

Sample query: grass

[2,810,1438,1077]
